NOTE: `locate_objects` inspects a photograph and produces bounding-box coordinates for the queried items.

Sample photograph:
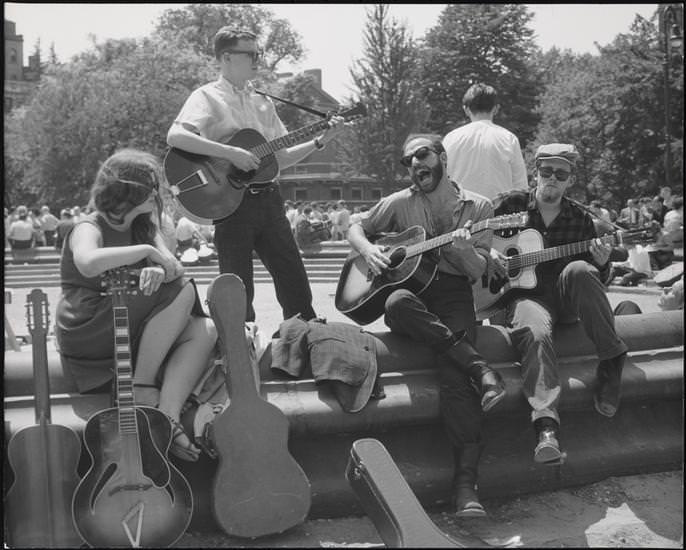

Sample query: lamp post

[659,4,683,189]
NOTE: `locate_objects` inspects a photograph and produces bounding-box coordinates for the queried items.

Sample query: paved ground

[174,470,683,547]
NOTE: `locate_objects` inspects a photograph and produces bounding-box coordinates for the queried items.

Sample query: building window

[295,188,308,202]
[371,188,382,201]
[351,187,362,201]
[10,49,18,64]
[330,187,342,201]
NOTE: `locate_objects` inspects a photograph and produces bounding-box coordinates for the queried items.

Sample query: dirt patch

[175,470,682,547]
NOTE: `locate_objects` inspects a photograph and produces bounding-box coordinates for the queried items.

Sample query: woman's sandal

[133,383,161,408]
[168,417,201,462]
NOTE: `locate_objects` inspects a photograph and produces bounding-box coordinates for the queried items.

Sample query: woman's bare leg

[133,283,195,388]
[158,316,217,420]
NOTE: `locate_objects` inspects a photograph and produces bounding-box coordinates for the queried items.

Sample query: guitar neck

[113,306,138,434]
[32,328,51,424]
[405,218,493,258]
[507,234,617,270]
[251,119,330,159]
[27,289,51,424]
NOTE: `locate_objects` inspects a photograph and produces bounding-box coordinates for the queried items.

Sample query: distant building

[278,69,392,207]
[4,19,41,112]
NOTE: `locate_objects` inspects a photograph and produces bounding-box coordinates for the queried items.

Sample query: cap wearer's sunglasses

[223,49,263,63]
[538,166,571,182]
[400,146,437,167]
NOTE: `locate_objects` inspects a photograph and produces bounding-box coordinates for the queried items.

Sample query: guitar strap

[254,89,329,118]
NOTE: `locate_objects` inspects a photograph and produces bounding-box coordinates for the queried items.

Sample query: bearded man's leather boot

[533,417,562,465]
[594,352,626,417]
[443,334,506,413]
[452,443,487,517]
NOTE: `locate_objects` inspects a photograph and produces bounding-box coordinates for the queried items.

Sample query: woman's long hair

[91,149,164,245]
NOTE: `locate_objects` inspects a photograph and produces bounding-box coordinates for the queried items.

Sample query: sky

[5,3,658,102]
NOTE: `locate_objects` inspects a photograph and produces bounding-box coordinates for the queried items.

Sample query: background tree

[420,4,540,146]
[4,4,306,212]
[340,4,428,186]
[4,38,212,210]
[269,73,325,130]
[153,3,304,74]
[532,12,683,210]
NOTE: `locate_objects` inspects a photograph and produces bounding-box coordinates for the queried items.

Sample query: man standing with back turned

[167,27,345,323]
[443,83,528,201]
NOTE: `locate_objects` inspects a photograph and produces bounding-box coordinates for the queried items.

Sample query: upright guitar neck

[113,305,139,434]
[26,289,51,424]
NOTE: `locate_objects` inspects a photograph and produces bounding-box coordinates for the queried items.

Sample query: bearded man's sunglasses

[400,146,437,167]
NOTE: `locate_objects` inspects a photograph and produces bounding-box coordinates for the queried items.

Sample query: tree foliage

[153,3,304,73]
[341,4,428,186]
[420,4,541,144]
[5,4,307,211]
[4,5,683,213]
[270,73,326,130]
[532,12,683,210]
[5,38,212,210]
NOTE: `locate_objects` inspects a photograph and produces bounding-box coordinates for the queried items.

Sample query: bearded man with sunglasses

[167,27,345,323]
[490,143,628,466]
[347,134,506,518]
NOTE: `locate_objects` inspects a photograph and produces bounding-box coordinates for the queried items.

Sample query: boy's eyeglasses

[400,146,437,167]
[538,167,571,182]
[224,49,263,63]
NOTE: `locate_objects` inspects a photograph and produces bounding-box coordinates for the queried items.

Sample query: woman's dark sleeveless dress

[55,214,201,393]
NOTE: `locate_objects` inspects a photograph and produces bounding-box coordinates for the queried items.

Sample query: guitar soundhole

[387,248,406,269]
[505,247,520,278]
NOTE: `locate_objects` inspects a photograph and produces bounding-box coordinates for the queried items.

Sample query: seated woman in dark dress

[56,148,217,461]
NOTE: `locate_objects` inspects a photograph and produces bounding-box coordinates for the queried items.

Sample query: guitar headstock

[488,212,529,231]
[25,288,49,339]
[617,223,662,246]
[101,267,139,302]
[332,102,367,122]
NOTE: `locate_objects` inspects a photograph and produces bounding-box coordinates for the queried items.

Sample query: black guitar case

[345,438,492,548]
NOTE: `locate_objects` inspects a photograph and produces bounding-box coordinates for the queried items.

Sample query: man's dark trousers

[213,187,316,323]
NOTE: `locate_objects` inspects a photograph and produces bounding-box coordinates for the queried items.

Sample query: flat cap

[535,143,579,166]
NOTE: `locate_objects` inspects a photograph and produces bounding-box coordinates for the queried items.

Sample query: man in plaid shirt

[490,143,628,465]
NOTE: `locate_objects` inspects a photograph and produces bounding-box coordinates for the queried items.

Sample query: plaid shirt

[493,188,611,286]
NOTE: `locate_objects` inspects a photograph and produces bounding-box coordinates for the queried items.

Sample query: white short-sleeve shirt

[443,120,528,200]
[173,77,287,143]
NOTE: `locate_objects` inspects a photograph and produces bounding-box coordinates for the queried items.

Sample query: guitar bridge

[170,170,209,196]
